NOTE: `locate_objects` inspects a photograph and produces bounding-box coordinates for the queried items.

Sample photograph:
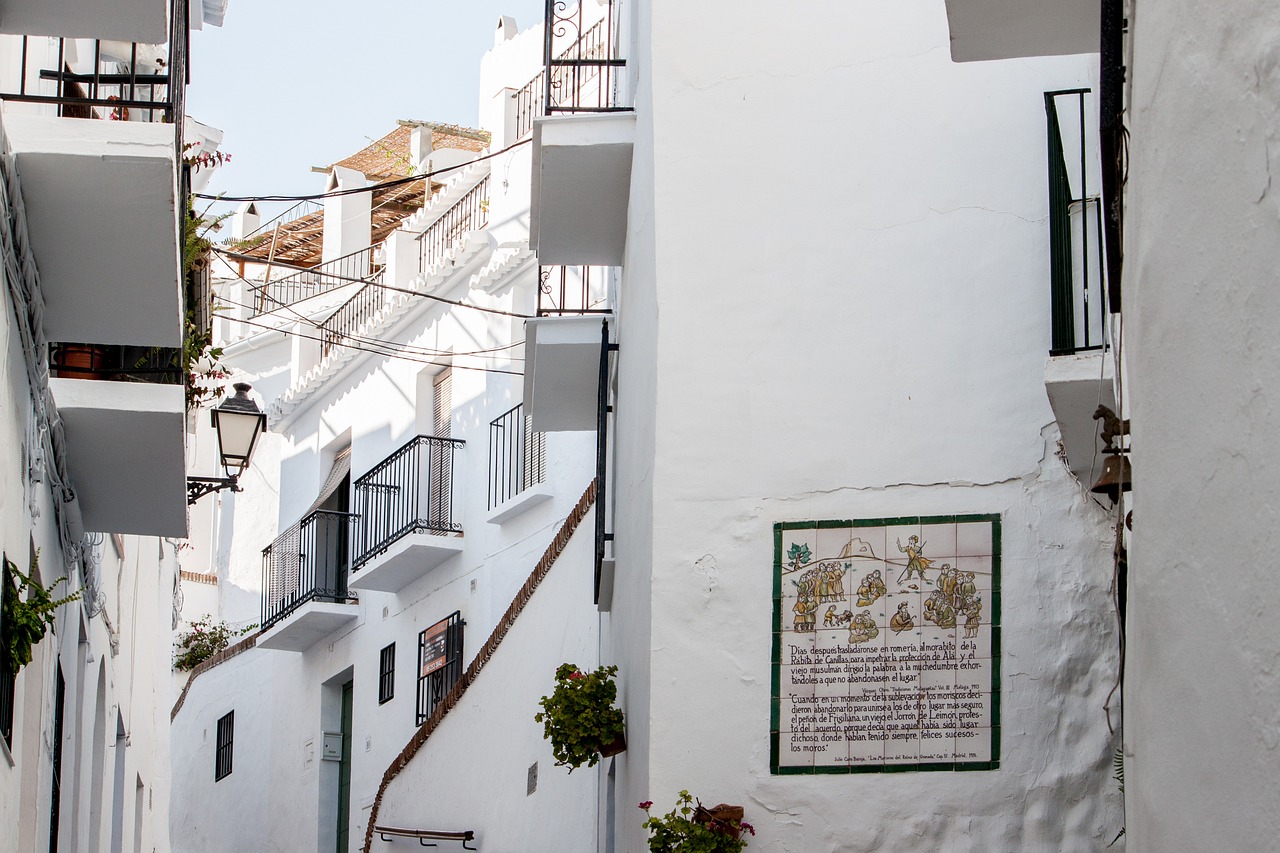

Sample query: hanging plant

[534,662,626,771]
[173,614,256,671]
[640,792,755,853]
[1,553,81,674]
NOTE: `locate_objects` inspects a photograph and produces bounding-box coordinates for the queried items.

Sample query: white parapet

[5,114,181,347]
[530,112,635,266]
[49,377,187,537]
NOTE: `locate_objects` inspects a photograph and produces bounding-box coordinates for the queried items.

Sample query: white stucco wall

[600,1,1123,850]
[1123,1,1280,848]
[376,523,600,852]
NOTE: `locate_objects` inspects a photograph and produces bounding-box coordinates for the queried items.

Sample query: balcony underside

[50,377,186,536]
[257,600,358,652]
[349,533,464,594]
[530,112,634,266]
[0,0,169,42]
[1044,351,1115,486]
[523,315,603,432]
[6,114,181,347]
[943,0,1099,62]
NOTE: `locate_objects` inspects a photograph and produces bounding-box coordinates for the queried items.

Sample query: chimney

[322,166,372,263]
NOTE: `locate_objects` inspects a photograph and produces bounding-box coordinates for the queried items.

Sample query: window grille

[215,711,234,781]
[379,643,396,705]
[416,612,464,726]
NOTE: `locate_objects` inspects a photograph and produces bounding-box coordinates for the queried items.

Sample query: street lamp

[187,382,268,505]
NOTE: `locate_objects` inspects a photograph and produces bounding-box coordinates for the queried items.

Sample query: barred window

[215,712,234,781]
[378,643,396,705]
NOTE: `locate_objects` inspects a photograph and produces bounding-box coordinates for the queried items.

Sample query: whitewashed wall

[376,524,600,853]
[605,1,1123,850]
[1123,1,1280,849]
[0,189,176,853]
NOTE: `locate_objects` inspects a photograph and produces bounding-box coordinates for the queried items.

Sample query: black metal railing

[0,0,188,134]
[260,509,358,630]
[543,2,627,118]
[418,176,490,273]
[488,404,547,510]
[1046,89,1108,356]
[351,435,466,570]
[252,245,382,315]
[49,343,182,384]
[537,265,612,316]
[319,279,391,360]
[417,612,464,726]
[0,669,14,749]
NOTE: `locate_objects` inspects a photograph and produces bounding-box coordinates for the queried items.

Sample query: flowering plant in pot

[535,662,626,771]
[640,792,755,853]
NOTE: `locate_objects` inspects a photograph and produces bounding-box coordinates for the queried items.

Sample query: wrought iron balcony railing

[418,176,490,274]
[0,0,188,137]
[537,265,612,317]
[251,244,383,316]
[487,404,547,510]
[515,3,628,139]
[352,435,465,571]
[1045,88,1109,356]
[319,277,391,360]
[260,509,358,630]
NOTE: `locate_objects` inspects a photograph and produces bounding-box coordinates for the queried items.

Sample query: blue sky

[187,0,544,201]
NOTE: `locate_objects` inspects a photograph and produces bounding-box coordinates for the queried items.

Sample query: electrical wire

[217,307,524,377]
[195,138,532,203]
[213,246,534,320]
[216,291,524,362]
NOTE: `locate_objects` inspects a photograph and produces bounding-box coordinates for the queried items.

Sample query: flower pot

[53,343,109,379]
[599,731,627,758]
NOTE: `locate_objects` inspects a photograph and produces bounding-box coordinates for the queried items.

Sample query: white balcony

[348,534,464,594]
[256,601,359,653]
[1044,351,1116,487]
[530,112,634,266]
[49,377,187,537]
[0,0,169,42]
[5,114,181,347]
[523,316,604,432]
[943,0,1099,63]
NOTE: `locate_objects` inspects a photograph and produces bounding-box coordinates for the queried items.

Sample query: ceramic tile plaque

[771,515,1000,774]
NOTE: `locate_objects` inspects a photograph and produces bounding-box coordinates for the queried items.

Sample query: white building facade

[0,0,228,851]
[171,3,1132,852]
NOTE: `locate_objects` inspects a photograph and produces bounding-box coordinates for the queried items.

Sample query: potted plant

[640,792,755,852]
[535,662,626,771]
[1,554,81,674]
[173,614,256,671]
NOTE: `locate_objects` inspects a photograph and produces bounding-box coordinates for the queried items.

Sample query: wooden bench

[374,826,476,849]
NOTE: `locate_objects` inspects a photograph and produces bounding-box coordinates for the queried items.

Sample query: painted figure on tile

[896,535,933,585]
[849,611,879,644]
[823,605,839,627]
[960,571,977,602]
[938,564,957,600]
[856,569,886,607]
[963,597,982,638]
[793,596,816,633]
[889,602,914,634]
[924,590,957,630]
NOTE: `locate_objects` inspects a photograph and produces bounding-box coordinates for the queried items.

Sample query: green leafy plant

[1,553,80,674]
[640,792,755,853]
[173,615,256,671]
[535,662,625,771]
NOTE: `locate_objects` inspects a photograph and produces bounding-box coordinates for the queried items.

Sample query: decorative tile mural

[771,515,1001,774]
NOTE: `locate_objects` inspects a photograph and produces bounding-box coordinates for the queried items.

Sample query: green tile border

[771,515,1001,775]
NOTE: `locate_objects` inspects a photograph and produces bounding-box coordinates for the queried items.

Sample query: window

[378,643,396,705]
[416,612,464,726]
[214,712,234,781]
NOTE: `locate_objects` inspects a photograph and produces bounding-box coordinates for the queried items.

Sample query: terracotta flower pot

[53,344,108,379]
[599,732,627,758]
